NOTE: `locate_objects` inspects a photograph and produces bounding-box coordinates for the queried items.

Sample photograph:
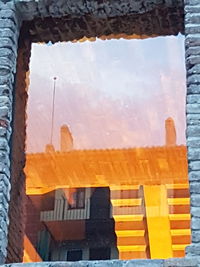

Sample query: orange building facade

[24,119,191,261]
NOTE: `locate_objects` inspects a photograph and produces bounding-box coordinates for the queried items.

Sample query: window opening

[68,188,86,209]
[24,35,189,262]
[67,250,83,261]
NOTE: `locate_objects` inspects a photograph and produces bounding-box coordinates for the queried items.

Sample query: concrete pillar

[185,0,200,256]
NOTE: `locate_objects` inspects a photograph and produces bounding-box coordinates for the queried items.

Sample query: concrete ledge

[3,258,200,267]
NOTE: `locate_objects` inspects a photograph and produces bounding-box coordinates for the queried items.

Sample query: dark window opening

[90,247,111,260]
[67,250,82,261]
[68,188,85,209]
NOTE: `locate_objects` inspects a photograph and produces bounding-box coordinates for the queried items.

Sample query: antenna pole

[50,77,57,145]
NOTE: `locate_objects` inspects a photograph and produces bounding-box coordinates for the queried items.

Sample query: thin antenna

[50,77,57,145]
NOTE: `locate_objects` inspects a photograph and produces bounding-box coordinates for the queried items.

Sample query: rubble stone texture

[1,0,200,266]
[185,0,200,258]
[4,258,200,267]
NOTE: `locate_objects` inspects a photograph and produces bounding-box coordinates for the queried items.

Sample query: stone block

[0,138,9,152]
[0,106,11,120]
[187,126,200,137]
[187,56,200,68]
[189,171,200,182]
[0,182,10,202]
[0,28,18,45]
[187,137,200,148]
[0,38,16,55]
[0,48,16,64]
[0,222,8,238]
[187,95,200,104]
[187,84,200,94]
[186,244,200,256]
[123,260,163,267]
[187,114,200,125]
[185,0,200,5]
[189,160,200,171]
[187,103,200,114]
[192,230,200,242]
[188,74,200,85]
[185,34,200,47]
[0,19,16,31]
[190,182,200,193]
[188,64,200,75]
[0,97,11,110]
[0,163,10,177]
[185,14,200,24]
[0,85,13,101]
[185,6,200,14]
[0,57,16,73]
[192,216,200,230]
[164,257,199,266]
[191,194,200,207]
[0,66,12,77]
[0,126,11,140]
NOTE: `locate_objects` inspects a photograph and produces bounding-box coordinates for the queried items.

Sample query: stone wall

[0,1,21,263]
[1,0,200,265]
[185,0,200,257]
[3,258,200,267]
[19,0,184,43]
[5,35,31,263]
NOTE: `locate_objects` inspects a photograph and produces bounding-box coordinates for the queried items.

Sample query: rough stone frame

[1,0,200,266]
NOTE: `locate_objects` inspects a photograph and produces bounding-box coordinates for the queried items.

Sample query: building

[24,119,191,261]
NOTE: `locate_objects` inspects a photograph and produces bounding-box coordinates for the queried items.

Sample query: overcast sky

[26,34,186,153]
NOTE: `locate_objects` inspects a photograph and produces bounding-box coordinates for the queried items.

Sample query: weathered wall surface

[15,0,184,21]
[2,0,199,265]
[185,0,200,257]
[3,258,200,267]
[0,0,22,264]
[0,0,185,264]
[18,0,184,43]
[5,36,31,263]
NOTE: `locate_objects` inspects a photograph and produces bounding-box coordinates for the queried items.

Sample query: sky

[26,34,186,153]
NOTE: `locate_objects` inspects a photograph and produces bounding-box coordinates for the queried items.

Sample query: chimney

[165,117,176,146]
[60,125,73,152]
[45,144,55,153]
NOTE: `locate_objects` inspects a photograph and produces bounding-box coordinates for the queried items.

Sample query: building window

[90,247,111,260]
[67,249,82,261]
[68,188,85,209]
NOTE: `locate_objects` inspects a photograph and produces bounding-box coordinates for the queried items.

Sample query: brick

[191,194,200,207]
[186,244,200,256]
[187,103,200,114]
[187,84,200,94]
[187,138,200,148]
[188,64,200,76]
[189,170,200,181]
[187,94,200,103]
[188,74,200,85]
[187,126,200,137]
[191,182,200,193]
[187,114,200,125]
[189,160,200,170]
[186,56,200,67]
[186,34,200,47]
[192,230,200,243]
[186,14,200,24]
